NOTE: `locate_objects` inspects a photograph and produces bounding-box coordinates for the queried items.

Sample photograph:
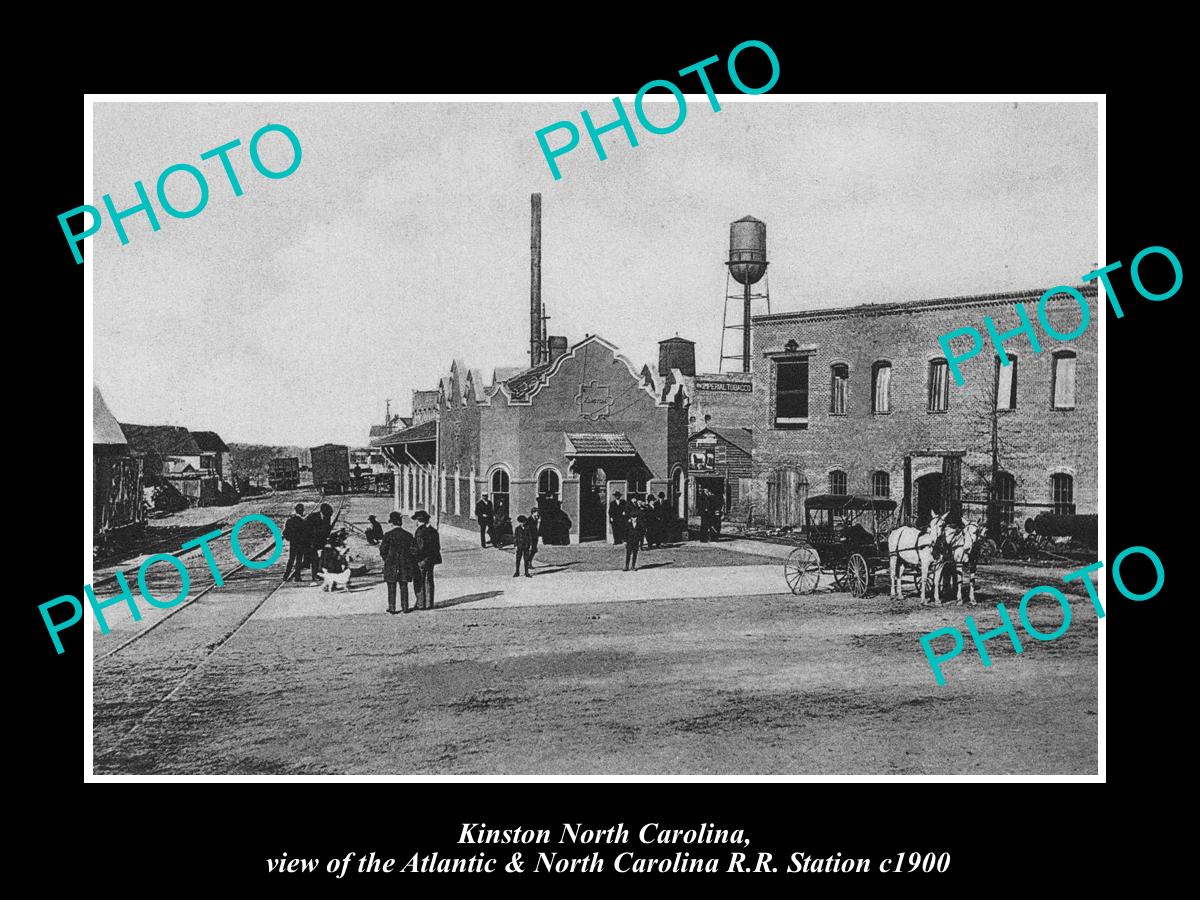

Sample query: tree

[960,355,1031,535]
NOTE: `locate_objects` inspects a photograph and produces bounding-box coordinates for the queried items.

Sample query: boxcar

[268,456,301,490]
[310,444,351,494]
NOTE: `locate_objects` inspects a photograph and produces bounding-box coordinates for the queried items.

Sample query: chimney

[548,335,569,363]
[530,193,544,367]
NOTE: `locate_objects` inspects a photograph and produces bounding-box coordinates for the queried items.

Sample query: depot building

[372,334,693,544]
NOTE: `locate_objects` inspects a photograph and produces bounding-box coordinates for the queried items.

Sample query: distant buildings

[119,422,237,507]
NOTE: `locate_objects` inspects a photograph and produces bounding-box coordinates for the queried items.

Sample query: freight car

[310,444,351,494]
[268,456,301,490]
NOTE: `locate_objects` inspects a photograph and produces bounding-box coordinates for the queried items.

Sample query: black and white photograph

[84,97,1102,777]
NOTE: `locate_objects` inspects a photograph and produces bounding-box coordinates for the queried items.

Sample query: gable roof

[190,430,229,453]
[368,424,393,439]
[691,426,754,455]
[120,423,203,456]
[93,387,128,447]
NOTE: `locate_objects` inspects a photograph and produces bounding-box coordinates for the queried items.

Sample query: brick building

[748,284,1098,528]
[374,334,692,544]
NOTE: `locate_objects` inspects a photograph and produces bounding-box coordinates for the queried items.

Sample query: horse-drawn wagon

[783,495,897,597]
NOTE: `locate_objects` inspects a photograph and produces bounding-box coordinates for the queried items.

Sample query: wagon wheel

[976,537,998,565]
[846,553,870,597]
[830,560,846,590]
[785,545,821,595]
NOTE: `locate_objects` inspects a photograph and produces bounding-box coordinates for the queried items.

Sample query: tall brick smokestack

[530,193,543,367]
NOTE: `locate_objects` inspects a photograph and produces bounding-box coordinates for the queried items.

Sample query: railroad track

[96,494,350,736]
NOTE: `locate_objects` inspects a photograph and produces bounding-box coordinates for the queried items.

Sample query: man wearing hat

[411,510,442,609]
[379,511,417,614]
[282,503,308,582]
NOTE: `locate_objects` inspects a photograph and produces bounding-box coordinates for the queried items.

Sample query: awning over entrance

[564,432,637,457]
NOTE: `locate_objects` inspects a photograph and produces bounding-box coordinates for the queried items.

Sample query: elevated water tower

[719,215,771,373]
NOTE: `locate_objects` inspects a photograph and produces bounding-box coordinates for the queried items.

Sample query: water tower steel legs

[742,278,751,373]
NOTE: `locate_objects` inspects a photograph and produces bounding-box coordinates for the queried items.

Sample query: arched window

[490,468,510,519]
[1052,351,1077,409]
[871,361,892,414]
[1051,473,1075,515]
[872,471,890,497]
[928,358,950,412]
[829,469,847,496]
[537,467,561,501]
[994,471,1016,527]
[830,364,849,415]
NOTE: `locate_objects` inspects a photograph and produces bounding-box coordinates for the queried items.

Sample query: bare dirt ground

[91,493,1098,775]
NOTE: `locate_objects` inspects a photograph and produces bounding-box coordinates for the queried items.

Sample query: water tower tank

[728,216,767,285]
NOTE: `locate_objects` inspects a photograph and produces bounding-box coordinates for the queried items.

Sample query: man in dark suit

[624,506,645,571]
[412,510,442,609]
[528,506,541,561]
[306,502,334,580]
[379,511,417,614]
[608,491,627,545]
[646,494,662,549]
[513,515,534,578]
[474,496,495,548]
[282,503,308,581]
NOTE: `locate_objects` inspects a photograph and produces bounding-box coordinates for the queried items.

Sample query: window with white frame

[872,362,892,414]
[829,470,847,495]
[996,355,1017,411]
[1051,473,1075,515]
[872,471,890,497]
[1052,351,1077,409]
[830,364,848,415]
[774,357,809,427]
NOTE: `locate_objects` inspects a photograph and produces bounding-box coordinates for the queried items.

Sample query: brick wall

[688,372,756,430]
[433,336,687,541]
[749,286,1098,525]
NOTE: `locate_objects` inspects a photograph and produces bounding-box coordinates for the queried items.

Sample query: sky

[92,100,1097,447]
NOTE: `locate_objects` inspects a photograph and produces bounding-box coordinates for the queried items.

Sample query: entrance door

[696,476,726,515]
[578,466,608,541]
[915,472,943,526]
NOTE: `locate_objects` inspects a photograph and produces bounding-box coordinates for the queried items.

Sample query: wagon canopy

[805,493,897,512]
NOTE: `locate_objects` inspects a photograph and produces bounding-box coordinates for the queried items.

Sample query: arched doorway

[490,467,511,521]
[915,472,943,526]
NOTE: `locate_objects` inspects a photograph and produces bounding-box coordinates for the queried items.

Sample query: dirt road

[91,493,1098,775]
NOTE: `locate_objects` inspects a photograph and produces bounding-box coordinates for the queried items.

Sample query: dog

[319,566,353,592]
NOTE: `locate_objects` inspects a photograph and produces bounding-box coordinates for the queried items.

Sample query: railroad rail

[96,494,348,735]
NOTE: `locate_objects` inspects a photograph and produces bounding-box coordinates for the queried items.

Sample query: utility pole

[989,356,1000,536]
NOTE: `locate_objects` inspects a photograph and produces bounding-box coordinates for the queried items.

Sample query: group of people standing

[608,491,672,572]
[377,510,442,614]
[282,502,338,582]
